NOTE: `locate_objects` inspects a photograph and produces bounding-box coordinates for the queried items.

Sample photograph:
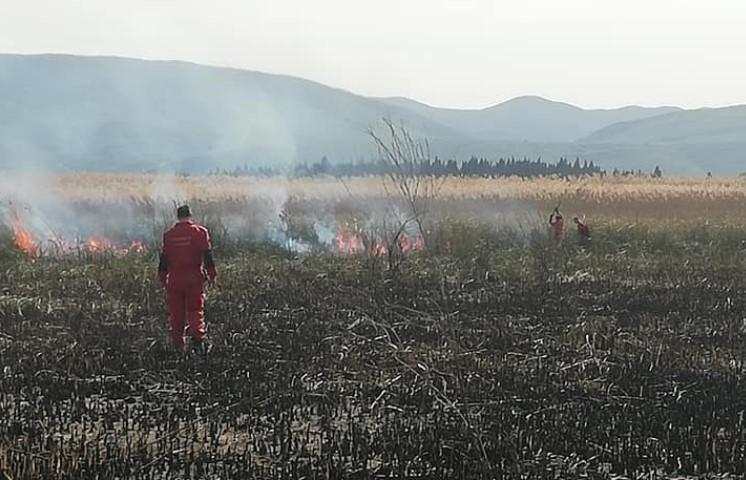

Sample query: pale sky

[1,0,745,109]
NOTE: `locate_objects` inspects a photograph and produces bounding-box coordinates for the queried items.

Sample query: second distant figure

[574,215,591,246]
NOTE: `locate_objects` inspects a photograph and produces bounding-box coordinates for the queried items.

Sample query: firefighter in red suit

[548,208,565,244]
[158,205,217,353]
[574,215,591,246]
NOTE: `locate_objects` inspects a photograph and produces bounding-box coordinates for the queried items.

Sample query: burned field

[2,222,746,479]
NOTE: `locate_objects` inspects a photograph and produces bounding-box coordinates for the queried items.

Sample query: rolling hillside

[581,106,746,144]
[0,54,744,174]
[0,54,461,172]
[380,95,680,142]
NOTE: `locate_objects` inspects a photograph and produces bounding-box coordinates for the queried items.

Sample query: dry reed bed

[4,174,746,224]
[7,174,745,202]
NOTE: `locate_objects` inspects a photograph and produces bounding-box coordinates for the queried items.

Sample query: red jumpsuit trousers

[166,272,207,351]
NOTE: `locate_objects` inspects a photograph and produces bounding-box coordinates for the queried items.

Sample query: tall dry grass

[5,173,746,224]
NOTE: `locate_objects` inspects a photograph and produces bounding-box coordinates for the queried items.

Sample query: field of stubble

[1,174,746,479]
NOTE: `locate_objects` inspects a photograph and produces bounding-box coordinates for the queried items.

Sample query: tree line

[209,156,629,178]
[208,156,669,179]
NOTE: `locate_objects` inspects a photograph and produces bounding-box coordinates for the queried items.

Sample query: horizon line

[2,51,746,111]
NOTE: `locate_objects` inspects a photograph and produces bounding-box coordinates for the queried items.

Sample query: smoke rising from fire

[1,173,543,257]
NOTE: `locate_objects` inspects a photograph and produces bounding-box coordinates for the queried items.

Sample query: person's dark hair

[176,205,192,219]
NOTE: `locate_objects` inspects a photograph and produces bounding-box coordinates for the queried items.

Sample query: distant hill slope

[380,95,680,142]
[0,54,461,172]
[580,106,746,144]
[0,54,745,174]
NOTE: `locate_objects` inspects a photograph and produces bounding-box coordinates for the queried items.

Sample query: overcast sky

[1,0,745,109]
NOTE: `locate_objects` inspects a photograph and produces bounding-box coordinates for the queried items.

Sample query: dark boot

[190,337,212,356]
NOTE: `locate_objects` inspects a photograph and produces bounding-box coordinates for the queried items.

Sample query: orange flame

[7,209,146,257]
[85,237,146,256]
[335,230,366,254]
[334,228,423,256]
[399,233,425,253]
[86,236,114,253]
[11,212,38,256]
[128,240,146,254]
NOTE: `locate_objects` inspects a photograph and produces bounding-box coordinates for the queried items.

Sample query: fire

[334,227,423,256]
[6,212,146,258]
[86,236,114,253]
[335,229,366,254]
[11,211,38,256]
[399,233,425,253]
[85,237,147,256]
[128,241,146,253]
[334,228,389,255]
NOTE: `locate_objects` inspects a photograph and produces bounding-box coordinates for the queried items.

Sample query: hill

[581,106,746,144]
[380,95,680,142]
[0,54,461,172]
[0,54,745,174]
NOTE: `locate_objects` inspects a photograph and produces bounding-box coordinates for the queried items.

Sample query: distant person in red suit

[574,215,591,246]
[549,207,565,245]
[158,205,217,354]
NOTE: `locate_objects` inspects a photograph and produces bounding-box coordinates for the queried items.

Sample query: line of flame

[11,211,38,256]
[9,213,146,257]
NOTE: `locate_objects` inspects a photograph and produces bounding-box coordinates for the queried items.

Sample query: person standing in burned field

[549,207,565,245]
[158,205,217,354]
[574,215,591,247]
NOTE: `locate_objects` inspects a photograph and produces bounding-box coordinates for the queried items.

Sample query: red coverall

[158,221,217,351]
[549,212,565,243]
[576,220,590,239]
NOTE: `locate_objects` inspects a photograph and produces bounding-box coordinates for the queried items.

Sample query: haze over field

[1,54,745,175]
[1,1,745,174]
[5,4,746,479]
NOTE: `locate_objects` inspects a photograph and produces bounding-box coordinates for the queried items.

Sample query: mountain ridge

[580,105,746,144]
[378,95,683,142]
[0,53,745,174]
